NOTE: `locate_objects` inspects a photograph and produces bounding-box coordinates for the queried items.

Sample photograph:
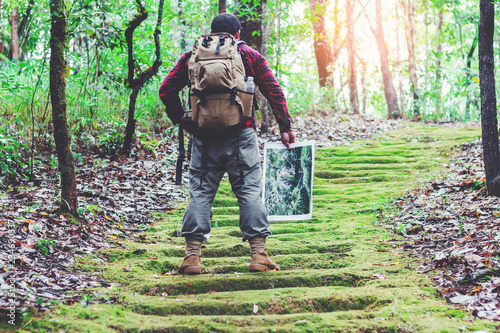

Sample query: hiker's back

[188,33,253,134]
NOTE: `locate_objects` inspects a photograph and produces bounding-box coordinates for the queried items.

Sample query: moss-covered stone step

[314,170,416,180]
[313,162,415,171]
[80,252,352,277]
[113,270,370,296]
[96,240,352,261]
[33,299,493,333]
[117,286,393,316]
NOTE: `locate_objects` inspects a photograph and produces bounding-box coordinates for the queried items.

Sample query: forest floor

[2,116,500,332]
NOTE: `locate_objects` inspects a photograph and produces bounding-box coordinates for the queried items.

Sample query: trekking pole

[175,123,185,185]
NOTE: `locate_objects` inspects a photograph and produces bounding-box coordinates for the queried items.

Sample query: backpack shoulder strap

[237,42,249,67]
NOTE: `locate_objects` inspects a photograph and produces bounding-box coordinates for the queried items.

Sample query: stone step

[99,238,352,259]
[129,270,370,296]
[92,252,351,277]
[118,285,393,316]
[52,300,468,332]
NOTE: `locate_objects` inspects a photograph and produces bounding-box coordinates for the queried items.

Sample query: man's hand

[280,130,296,150]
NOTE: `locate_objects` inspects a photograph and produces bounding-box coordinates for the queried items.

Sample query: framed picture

[262,141,315,221]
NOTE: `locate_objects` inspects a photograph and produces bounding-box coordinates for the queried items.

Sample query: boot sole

[180,266,201,275]
[249,264,271,272]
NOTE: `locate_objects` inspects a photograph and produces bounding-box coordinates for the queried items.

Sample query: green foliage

[35,238,57,256]
[0,125,29,183]
[97,128,124,156]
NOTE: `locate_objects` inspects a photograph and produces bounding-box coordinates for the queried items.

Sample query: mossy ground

[12,123,500,332]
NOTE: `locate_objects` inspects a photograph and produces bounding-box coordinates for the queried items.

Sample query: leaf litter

[0,115,401,314]
[389,139,500,320]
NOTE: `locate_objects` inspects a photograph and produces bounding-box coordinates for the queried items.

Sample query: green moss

[25,124,499,333]
[444,309,465,318]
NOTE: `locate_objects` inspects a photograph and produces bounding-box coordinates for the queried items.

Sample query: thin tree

[423,0,429,110]
[122,0,164,156]
[177,0,187,108]
[7,0,35,61]
[259,0,273,133]
[395,1,405,117]
[235,0,270,132]
[330,0,343,110]
[360,59,367,114]
[16,0,35,59]
[8,5,19,61]
[346,0,359,114]
[434,6,444,116]
[0,0,4,57]
[236,0,265,53]
[331,0,341,65]
[401,0,420,118]
[274,1,281,81]
[49,0,78,214]
[219,0,226,13]
[309,0,332,87]
[362,0,400,119]
[479,0,500,196]
[465,32,478,120]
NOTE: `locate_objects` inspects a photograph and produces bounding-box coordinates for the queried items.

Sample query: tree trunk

[178,0,187,111]
[219,0,226,14]
[8,6,20,61]
[122,0,164,156]
[49,0,78,215]
[330,0,341,108]
[423,0,429,112]
[7,0,35,60]
[308,0,332,87]
[346,0,359,114]
[236,0,264,53]
[479,0,500,196]
[360,60,367,114]
[395,1,405,117]
[434,7,444,117]
[259,0,271,133]
[465,32,478,120]
[402,0,420,118]
[122,0,148,155]
[331,0,341,65]
[274,2,281,80]
[235,0,274,133]
[18,0,35,54]
[338,64,347,110]
[373,0,399,119]
[0,0,4,58]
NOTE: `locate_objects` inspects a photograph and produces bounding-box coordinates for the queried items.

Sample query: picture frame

[262,141,315,221]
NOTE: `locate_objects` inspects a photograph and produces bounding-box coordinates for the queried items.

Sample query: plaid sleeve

[159,52,190,124]
[240,45,292,133]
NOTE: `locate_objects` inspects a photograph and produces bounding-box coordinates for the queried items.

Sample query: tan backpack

[187,33,254,133]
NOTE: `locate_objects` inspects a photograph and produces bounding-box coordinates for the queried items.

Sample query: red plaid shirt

[159,43,292,133]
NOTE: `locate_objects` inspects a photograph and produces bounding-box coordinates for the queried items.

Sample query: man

[159,13,295,275]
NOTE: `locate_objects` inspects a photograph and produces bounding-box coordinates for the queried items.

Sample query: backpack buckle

[215,35,225,54]
[202,35,213,48]
[230,87,237,103]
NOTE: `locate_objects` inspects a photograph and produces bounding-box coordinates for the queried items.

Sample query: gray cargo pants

[181,128,271,242]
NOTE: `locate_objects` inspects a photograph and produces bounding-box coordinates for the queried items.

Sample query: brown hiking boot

[178,255,201,275]
[249,250,280,272]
